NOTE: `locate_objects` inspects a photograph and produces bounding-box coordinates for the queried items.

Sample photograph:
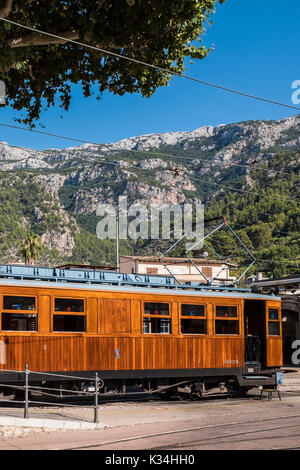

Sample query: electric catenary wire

[110,164,297,203]
[1,151,297,265]
[0,121,299,180]
[1,17,300,112]
[0,136,298,204]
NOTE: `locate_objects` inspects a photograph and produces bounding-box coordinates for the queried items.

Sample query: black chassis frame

[0,366,280,389]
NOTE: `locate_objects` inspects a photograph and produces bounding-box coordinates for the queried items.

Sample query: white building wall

[129,261,235,283]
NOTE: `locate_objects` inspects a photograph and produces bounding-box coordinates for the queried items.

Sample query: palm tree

[19,232,44,265]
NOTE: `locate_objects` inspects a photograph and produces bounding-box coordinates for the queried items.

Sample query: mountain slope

[0,114,299,277]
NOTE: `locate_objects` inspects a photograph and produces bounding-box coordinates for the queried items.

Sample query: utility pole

[116,209,120,273]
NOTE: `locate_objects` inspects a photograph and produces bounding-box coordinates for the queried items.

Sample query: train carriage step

[243,375,271,379]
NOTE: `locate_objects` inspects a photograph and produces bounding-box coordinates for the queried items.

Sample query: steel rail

[60,413,300,450]
[151,423,300,450]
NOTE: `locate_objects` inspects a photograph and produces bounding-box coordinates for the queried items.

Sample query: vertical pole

[94,372,99,424]
[24,364,29,419]
[116,211,120,273]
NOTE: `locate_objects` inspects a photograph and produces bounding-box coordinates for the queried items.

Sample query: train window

[215,320,239,335]
[216,306,237,318]
[143,302,171,334]
[54,298,84,312]
[268,308,280,336]
[181,319,206,334]
[144,303,169,316]
[53,315,86,332]
[268,322,280,336]
[1,313,37,331]
[181,304,205,316]
[143,317,171,334]
[3,296,36,311]
[269,309,279,320]
[180,304,206,334]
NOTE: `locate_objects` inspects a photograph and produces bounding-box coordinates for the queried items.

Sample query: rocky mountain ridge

[0,114,298,276]
[1,114,300,170]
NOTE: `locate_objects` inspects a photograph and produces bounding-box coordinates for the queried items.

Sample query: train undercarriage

[0,366,280,401]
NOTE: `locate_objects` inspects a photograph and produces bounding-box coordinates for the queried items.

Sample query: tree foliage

[19,231,44,264]
[0,0,224,125]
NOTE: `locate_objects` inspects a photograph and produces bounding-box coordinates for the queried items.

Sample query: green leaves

[0,0,224,125]
[19,232,44,265]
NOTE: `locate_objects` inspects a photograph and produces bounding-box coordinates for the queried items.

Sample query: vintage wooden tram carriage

[0,264,282,396]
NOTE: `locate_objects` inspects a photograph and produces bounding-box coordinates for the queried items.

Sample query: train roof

[0,277,280,301]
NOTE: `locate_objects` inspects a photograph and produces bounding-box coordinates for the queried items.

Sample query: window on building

[143,302,171,334]
[202,267,212,278]
[215,305,239,335]
[268,308,280,336]
[1,313,37,331]
[146,268,158,275]
[53,315,86,332]
[180,304,206,335]
[3,296,36,311]
[54,298,84,312]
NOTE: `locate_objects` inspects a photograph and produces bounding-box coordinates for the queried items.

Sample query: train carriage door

[244,300,266,365]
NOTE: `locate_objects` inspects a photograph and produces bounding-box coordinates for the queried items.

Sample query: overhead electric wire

[230,222,297,236]
[201,241,300,265]
[1,17,300,112]
[255,258,299,265]
[206,239,300,265]
[0,19,298,271]
[0,18,299,181]
[188,174,296,202]
[0,121,102,145]
[0,155,297,266]
[0,121,299,181]
[1,137,298,204]
[204,220,294,237]
[117,148,300,179]
[120,164,297,203]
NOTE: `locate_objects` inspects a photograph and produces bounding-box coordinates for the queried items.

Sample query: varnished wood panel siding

[267,338,283,367]
[87,297,98,333]
[100,298,131,334]
[266,300,282,367]
[0,284,281,373]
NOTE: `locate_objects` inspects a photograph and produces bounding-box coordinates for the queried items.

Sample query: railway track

[0,391,300,450]
[60,413,300,450]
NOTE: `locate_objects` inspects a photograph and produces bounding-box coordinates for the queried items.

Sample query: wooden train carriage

[0,271,282,395]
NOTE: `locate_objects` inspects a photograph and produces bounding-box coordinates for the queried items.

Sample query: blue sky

[1,0,300,149]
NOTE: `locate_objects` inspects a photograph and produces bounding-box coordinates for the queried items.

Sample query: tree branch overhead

[0,0,13,18]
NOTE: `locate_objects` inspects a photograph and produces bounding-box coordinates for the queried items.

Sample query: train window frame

[1,312,38,332]
[52,297,86,333]
[267,308,281,337]
[52,314,86,333]
[2,295,37,313]
[180,303,207,335]
[142,301,171,335]
[54,297,85,313]
[214,304,240,336]
[215,305,238,318]
[1,294,38,332]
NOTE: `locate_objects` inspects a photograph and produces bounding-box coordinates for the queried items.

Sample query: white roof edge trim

[0,279,281,301]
